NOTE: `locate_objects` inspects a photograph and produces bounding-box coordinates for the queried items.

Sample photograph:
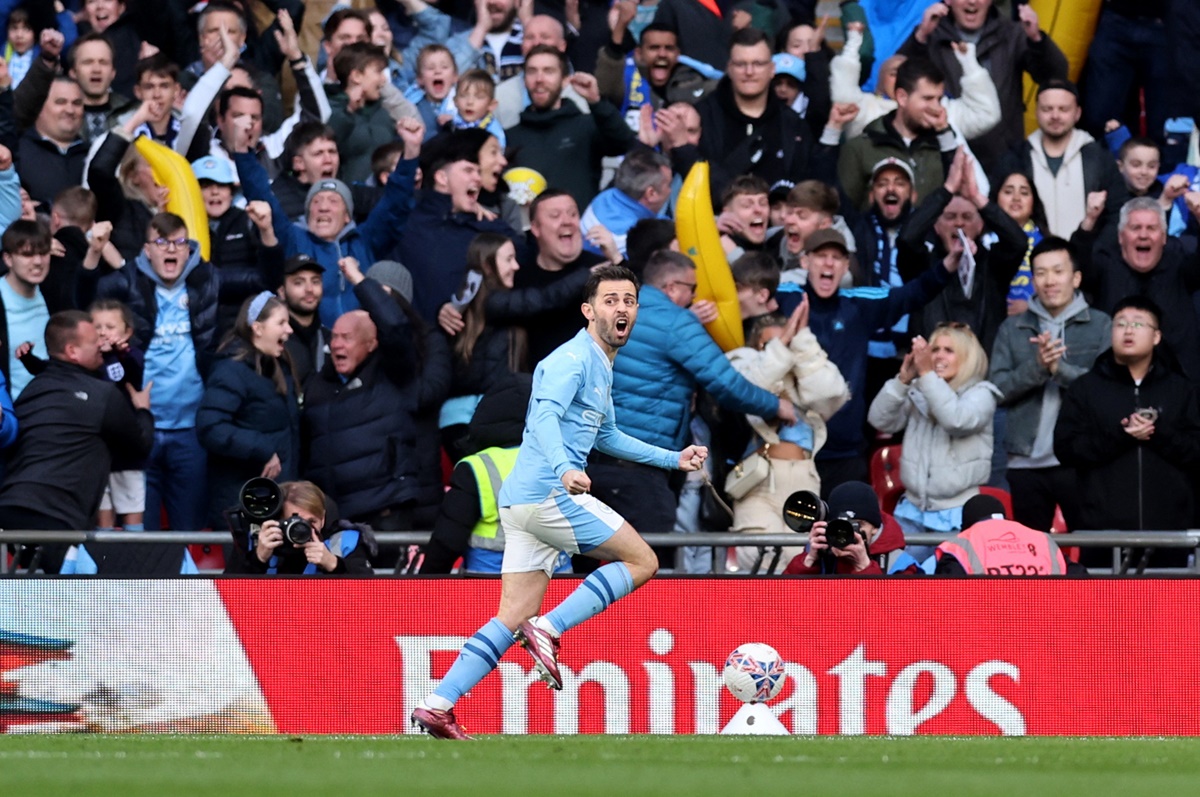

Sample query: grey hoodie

[989,291,1111,460]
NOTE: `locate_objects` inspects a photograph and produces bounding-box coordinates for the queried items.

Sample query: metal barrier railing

[3,529,1199,575]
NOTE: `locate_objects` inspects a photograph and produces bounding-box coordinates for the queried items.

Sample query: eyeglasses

[151,237,188,251]
[729,60,772,72]
[670,280,698,295]
[1114,320,1157,331]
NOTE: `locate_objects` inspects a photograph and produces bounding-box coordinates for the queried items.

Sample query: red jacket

[784,512,908,575]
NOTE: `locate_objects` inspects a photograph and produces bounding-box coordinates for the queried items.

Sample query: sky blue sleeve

[528,358,585,479]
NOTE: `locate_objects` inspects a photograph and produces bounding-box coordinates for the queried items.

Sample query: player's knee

[627,549,658,587]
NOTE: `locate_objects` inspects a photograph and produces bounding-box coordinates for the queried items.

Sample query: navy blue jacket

[398,189,525,322]
[96,241,221,378]
[612,285,779,450]
[196,346,301,527]
[778,264,952,460]
[302,278,422,519]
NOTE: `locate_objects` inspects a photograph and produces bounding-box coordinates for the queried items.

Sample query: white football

[723,643,787,703]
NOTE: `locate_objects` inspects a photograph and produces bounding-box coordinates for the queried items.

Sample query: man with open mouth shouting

[412,264,707,740]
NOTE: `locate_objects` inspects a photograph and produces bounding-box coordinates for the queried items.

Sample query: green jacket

[837,110,954,211]
[328,94,399,184]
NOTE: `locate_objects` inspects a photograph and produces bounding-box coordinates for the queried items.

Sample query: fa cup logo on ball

[723,643,787,704]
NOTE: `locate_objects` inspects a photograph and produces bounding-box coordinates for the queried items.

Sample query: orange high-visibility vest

[936,519,1068,575]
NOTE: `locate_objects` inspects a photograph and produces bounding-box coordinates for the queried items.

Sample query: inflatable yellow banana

[675,162,743,352]
[1021,0,1101,135]
[134,136,210,260]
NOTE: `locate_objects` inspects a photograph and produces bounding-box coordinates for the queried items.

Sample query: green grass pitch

[4,734,1200,797]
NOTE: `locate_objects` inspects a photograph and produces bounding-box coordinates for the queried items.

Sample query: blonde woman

[867,322,1001,562]
[726,295,850,573]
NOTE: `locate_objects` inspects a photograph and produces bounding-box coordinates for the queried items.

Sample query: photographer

[783,481,912,575]
[224,480,375,575]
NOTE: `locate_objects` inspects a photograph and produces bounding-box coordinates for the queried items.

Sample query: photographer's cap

[828,481,881,528]
[961,494,1007,529]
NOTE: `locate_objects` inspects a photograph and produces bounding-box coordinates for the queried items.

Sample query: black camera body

[239,477,314,546]
[783,490,863,549]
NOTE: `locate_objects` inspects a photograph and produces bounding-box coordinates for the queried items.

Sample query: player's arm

[595,398,706,471]
[528,359,586,479]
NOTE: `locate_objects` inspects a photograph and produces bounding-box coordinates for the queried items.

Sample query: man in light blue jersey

[412,264,708,740]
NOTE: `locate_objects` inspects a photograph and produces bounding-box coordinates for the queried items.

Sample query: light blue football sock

[431,618,515,706]
[123,523,144,531]
[545,561,634,635]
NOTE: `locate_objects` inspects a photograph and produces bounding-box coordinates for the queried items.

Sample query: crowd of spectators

[0,0,1199,576]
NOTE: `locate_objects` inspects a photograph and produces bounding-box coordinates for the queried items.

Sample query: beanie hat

[366,260,413,303]
[305,179,354,217]
[827,481,882,528]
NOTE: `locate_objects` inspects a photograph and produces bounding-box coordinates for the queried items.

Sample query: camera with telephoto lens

[782,490,862,549]
[239,477,314,546]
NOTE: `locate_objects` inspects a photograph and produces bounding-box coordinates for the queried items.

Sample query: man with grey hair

[580,147,672,259]
[1072,195,1200,382]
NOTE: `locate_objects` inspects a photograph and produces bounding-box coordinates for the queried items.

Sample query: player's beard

[595,315,632,349]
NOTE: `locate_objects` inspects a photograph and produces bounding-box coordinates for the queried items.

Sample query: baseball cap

[1036,78,1079,100]
[283,253,326,276]
[804,228,849,255]
[870,157,915,183]
[305,179,354,217]
[191,156,237,185]
[961,494,1008,529]
[367,260,414,303]
[772,53,806,84]
[827,481,882,529]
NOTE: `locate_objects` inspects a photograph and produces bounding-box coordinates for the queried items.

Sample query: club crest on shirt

[106,362,125,382]
[179,294,189,309]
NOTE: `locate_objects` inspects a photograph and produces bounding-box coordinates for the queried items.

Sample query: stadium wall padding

[2,578,1196,735]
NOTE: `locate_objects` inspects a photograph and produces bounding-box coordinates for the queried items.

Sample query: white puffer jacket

[726,328,850,455]
[867,373,1001,511]
[830,29,1003,142]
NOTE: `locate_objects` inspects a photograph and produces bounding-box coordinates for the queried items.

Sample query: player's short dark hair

[895,57,945,96]
[1029,236,1076,272]
[585,265,640,303]
[2,219,51,255]
[45,310,92,357]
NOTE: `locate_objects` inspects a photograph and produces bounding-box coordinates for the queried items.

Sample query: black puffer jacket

[302,278,421,519]
[1055,349,1200,532]
[898,186,1029,355]
[196,344,301,529]
[1071,229,1200,384]
[0,359,154,530]
[670,76,836,204]
[16,127,88,209]
[406,313,453,527]
[450,267,592,398]
[95,241,221,378]
[208,206,286,336]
